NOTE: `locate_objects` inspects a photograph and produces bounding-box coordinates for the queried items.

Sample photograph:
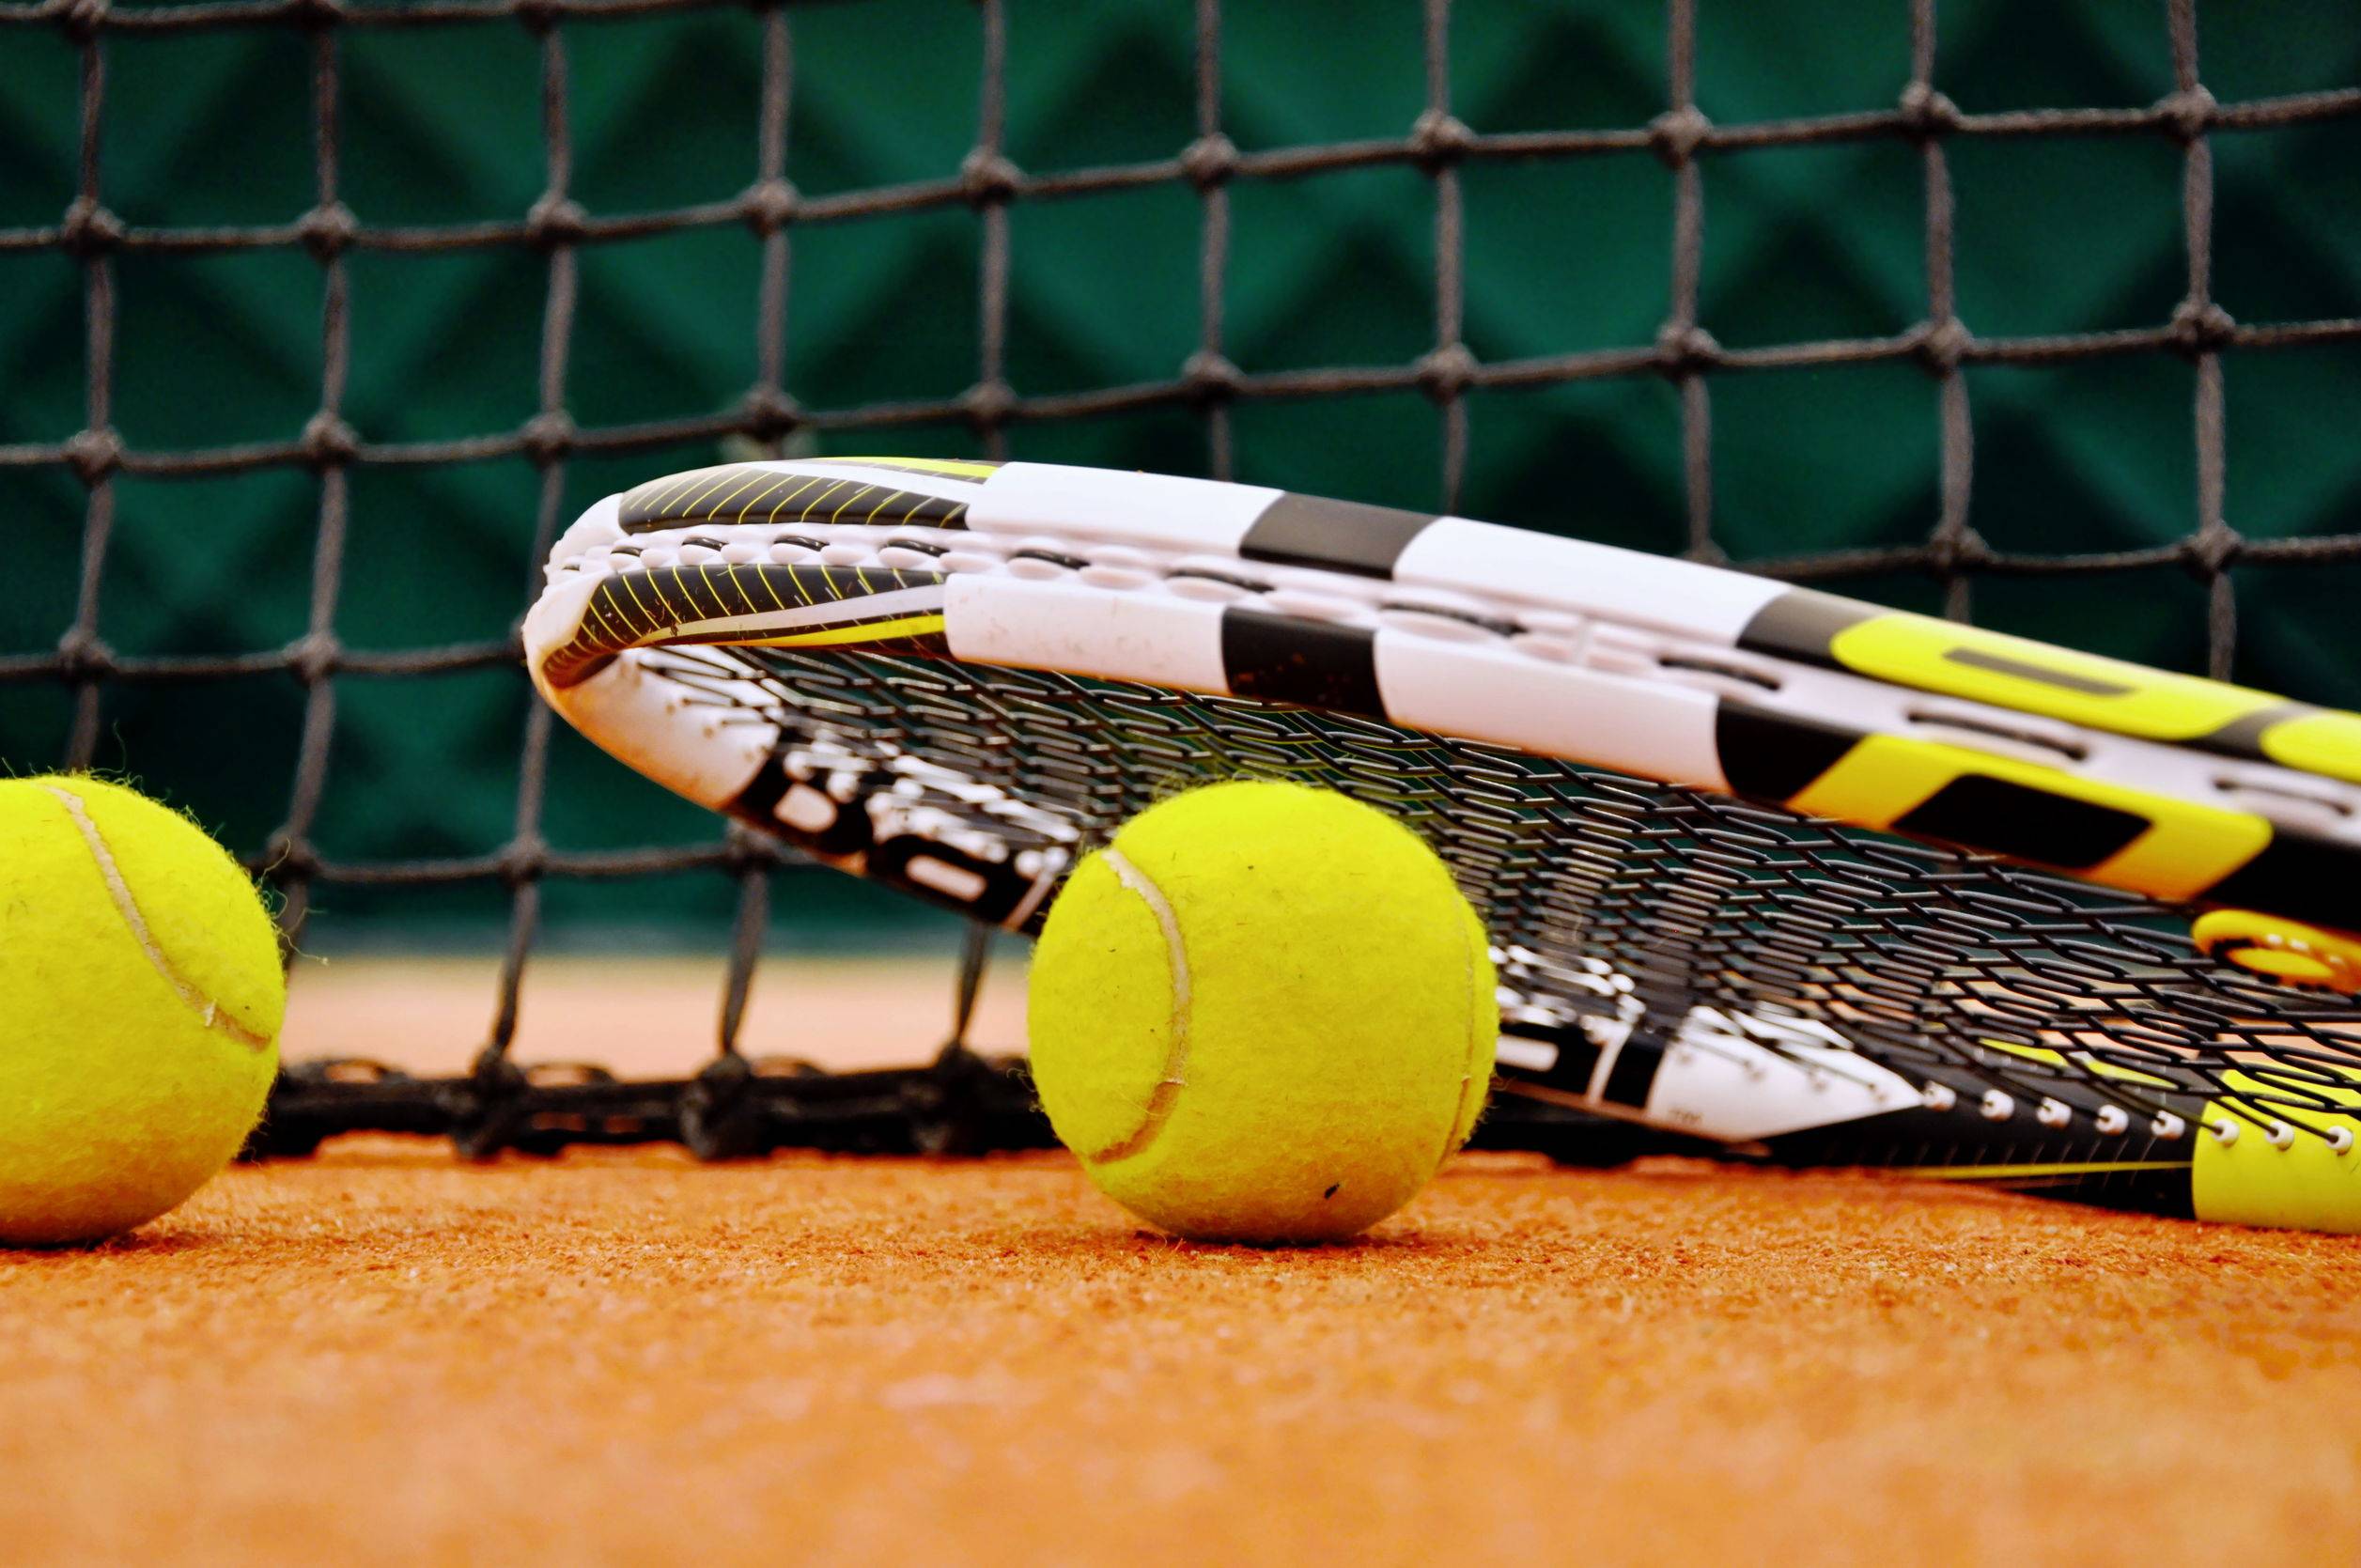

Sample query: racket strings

[702,643,2361,1152]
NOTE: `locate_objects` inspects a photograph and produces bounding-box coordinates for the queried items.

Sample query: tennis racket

[524,457,2361,1231]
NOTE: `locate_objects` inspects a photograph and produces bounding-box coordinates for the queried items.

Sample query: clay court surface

[4,957,2358,1566]
[8,1138,2361,1566]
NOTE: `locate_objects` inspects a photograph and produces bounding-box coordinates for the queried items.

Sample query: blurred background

[3,0,2356,1065]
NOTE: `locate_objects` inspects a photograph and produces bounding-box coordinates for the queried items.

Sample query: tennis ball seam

[1084,846,1190,1166]
[40,783,273,1054]
[1435,908,1490,1172]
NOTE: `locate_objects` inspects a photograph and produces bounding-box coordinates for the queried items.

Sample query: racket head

[526,458,2361,1228]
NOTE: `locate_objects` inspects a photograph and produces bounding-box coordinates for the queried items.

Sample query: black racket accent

[862,839,1057,928]
[2198,702,2334,765]
[722,743,1066,927]
[1500,1025,1605,1095]
[729,751,797,829]
[1714,702,1862,801]
[1733,586,1873,667]
[1598,1036,1663,1110]
[2205,833,2361,933]
[1221,610,1385,716]
[1751,1106,2204,1220]
[620,463,975,534]
[726,755,880,862]
[660,564,738,621]
[1895,774,2149,871]
[1239,492,1438,578]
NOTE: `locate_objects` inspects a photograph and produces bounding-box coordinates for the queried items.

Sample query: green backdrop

[4,0,2356,947]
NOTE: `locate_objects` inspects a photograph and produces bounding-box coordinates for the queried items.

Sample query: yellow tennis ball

[0,775,284,1246]
[1028,781,1497,1244]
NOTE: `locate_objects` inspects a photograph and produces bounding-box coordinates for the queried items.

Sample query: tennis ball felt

[0,775,284,1246]
[1027,781,1497,1244]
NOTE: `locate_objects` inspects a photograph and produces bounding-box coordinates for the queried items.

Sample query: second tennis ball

[1028,781,1497,1244]
[0,775,285,1247]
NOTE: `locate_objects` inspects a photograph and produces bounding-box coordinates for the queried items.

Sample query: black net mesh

[2,0,2357,1162]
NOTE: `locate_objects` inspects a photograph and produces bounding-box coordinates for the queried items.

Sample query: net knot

[302,411,360,467]
[722,829,783,873]
[959,149,1022,208]
[53,628,114,680]
[961,380,1017,432]
[740,178,799,236]
[513,0,561,36]
[495,837,549,887]
[1654,323,1722,378]
[1181,133,1238,191]
[679,1055,759,1160]
[1647,106,1713,167]
[51,0,108,40]
[1924,526,1992,577]
[1912,316,1972,373]
[64,426,124,484]
[2156,85,2218,143]
[2181,521,2243,577]
[2168,298,2235,356]
[1896,83,1960,141]
[263,831,319,882]
[297,201,359,260]
[520,411,577,464]
[1181,350,1244,405]
[525,194,589,249]
[58,197,124,257]
[1415,344,1479,403]
[739,385,803,441]
[283,631,343,684]
[1410,110,1477,171]
[287,0,346,29]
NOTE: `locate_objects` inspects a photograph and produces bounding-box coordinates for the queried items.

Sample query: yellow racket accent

[1829,613,2278,741]
[825,457,1000,479]
[2259,710,2361,784]
[737,614,950,649]
[2191,1069,2361,1233]
[2192,910,2361,992]
[1892,1159,2195,1182]
[1787,735,2273,901]
[1978,1038,2176,1089]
